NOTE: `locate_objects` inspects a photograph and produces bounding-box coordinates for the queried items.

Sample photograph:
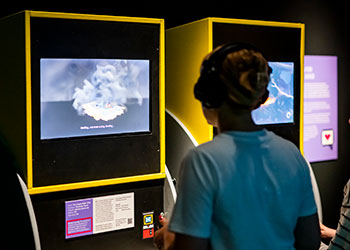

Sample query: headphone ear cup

[254,88,269,109]
[261,89,269,104]
[194,75,207,104]
[194,74,225,109]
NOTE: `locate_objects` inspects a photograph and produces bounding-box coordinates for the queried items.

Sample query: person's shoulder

[194,132,238,159]
[343,179,350,203]
[266,131,309,172]
[345,179,350,189]
[268,131,300,152]
[182,134,235,170]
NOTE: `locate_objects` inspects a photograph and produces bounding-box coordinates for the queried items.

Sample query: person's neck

[217,103,262,133]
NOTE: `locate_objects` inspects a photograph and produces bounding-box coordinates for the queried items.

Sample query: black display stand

[0,11,165,250]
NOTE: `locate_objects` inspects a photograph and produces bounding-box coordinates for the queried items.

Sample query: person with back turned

[319,178,350,249]
[154,43,320,250]
[319,118,350,250]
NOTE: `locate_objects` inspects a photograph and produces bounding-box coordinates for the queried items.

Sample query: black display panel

[30,17,161,187]
[213,22,301,147]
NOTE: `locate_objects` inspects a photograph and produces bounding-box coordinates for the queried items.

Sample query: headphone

[194,42,272,109]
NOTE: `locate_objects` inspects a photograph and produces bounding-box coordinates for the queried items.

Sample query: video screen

[40,58,150,140]
[252,62,294,125]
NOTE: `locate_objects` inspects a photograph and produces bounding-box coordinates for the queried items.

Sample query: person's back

[170,129,316,249]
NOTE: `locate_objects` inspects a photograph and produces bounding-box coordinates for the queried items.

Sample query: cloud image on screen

[40,58,150,139]
[252,62,294,125]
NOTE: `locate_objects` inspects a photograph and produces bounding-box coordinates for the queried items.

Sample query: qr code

[127,218,133,224]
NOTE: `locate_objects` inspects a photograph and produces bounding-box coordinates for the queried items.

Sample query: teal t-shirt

[168,129,317,250]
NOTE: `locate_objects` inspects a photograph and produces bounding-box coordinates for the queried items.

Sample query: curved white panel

[305,159,323,222]
[165,165,177,202]
[165,109,198,147]
[17,174,41,250]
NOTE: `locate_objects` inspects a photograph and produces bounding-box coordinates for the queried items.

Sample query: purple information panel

[65,199,93,239]
[303,55,338,162]
[65,193,134,239]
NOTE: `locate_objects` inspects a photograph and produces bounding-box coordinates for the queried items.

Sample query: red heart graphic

[325,134,331,140]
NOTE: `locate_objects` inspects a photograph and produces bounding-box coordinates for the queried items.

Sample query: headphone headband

[204,43,261,70]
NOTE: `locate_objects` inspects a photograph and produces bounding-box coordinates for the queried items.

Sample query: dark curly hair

[219,48,270,110]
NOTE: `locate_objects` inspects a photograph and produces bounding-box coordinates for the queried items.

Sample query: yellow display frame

[25,11,165,195]
[166,17,305,152]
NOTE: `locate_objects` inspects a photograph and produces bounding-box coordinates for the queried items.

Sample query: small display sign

[142,211,154,239]
[321,129,334,147]
[65,193,134,239]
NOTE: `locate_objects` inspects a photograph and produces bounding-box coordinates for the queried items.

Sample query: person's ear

[202,105,219,127]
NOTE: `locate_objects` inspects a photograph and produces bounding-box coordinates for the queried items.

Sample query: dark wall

[1,0,349,229]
